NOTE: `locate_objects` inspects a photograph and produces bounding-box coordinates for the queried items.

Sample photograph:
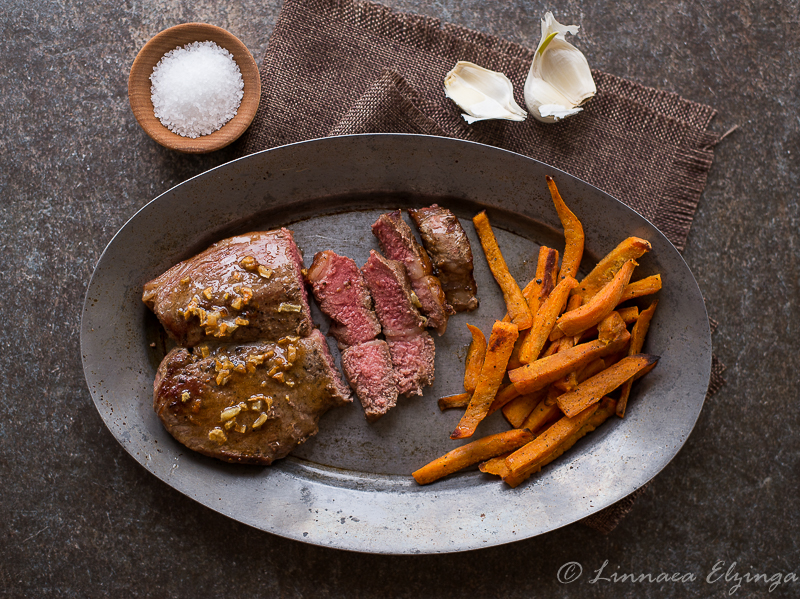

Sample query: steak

[387,335,435,396]
[306,250,381,348]
[371,210,453,334]
[361,250,425,338]
[408,205,479,312]
[153,329,351,464]
[307,250,399,420]
[362,250,435,396]
[143,229,313,347]
[341,340,398,421]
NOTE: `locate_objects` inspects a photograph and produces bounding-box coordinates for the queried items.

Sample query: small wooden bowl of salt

[128,23,261,153]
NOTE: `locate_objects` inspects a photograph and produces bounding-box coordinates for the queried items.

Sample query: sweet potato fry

[577,237,652,299]
[619,274,662,304]
[617,300,659,417]
[552,260,636,339]
[576,307,638,343]
[508,330,630,395]
[485,383,520,417]
[553,364,577,393]
[451,321,519,439]
[546,175,584,282]
[479,453,511,477]
[413,429,534,485]
[521,387,562,430]
[598,311,628,343]
[473,211,533,330]
[502,387,547,428]
[557,354,659,417]
[531,293,582,390]
[542,336,566,357]
[505,402,601,475]
[617,305,640,324]
[438,392,472,411]
[533,247,559,306]
[576,358,607,384]
[506,333,527,372]
[506,248,559,368]
[503,398,617,487]
[463,323,486,393]
[503,247,558,323]
[518,275,578,364]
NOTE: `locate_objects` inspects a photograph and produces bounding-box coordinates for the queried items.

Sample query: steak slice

[341,340,398,421]
[362,250,435,397]
[143,229,312,347]
[307,250,398,420]
[361,250,426,339]
[387,335,435,397]
[408,205,479,312]
[372,210,453,335]
[306,250,381,348]
[153,329,351,465]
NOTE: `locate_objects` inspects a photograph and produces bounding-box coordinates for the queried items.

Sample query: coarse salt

[150,40,244,138]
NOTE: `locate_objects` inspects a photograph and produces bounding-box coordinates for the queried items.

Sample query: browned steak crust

[143,229,313,347]
[153,330,351,465]
[408,205,479,312]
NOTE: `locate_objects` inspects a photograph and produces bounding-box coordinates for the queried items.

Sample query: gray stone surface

[1,0,798,597]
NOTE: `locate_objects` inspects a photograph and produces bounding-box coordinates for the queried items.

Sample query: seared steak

[362,250,435,396]
[372,211,453,334]
[143,229,312,347]
[153,329,351,464]
[408,205,479,312]
[341,340,398,421]
[307,250,381,348]
[307,250,398,420]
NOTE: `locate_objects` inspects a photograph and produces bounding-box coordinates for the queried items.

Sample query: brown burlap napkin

[238,0,725,534]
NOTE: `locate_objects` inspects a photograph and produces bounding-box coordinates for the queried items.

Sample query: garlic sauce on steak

[144,229,351,464]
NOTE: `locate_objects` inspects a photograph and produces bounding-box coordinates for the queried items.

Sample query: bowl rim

[128,22,261,154]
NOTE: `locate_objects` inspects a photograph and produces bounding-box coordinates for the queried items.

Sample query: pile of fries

[413,176,661,488]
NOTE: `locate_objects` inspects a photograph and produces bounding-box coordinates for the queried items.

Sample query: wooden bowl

[128,23,261,154]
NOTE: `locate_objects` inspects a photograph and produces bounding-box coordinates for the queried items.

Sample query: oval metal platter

[81,134,711,554]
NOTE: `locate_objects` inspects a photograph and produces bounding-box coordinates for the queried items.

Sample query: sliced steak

[371,210,453,335]
[153,329,351,465]
[408,205,479,312]
[143,229,312,347]
[341,340,398,421]
[306,250,381,348]
[362,250,435,396]
[307,250,398,420]
[361,250,426,339]
[387,334,435,397]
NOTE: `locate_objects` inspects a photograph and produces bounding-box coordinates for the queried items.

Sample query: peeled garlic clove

[444,61,527,124]
[524,12,596,123]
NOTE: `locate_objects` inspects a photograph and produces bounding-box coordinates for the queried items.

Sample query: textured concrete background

[1,0,798,597]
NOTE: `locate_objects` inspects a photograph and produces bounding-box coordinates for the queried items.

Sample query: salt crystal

[150,40,244,139]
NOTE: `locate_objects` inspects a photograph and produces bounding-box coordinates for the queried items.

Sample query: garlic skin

[524,12,596,123]
[444,61,527,124]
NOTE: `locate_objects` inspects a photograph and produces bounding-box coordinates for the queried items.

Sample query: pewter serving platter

[81,134,711,554]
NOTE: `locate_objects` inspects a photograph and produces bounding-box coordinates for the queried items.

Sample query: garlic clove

[445,61,527,124]
[524,12,596,123]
